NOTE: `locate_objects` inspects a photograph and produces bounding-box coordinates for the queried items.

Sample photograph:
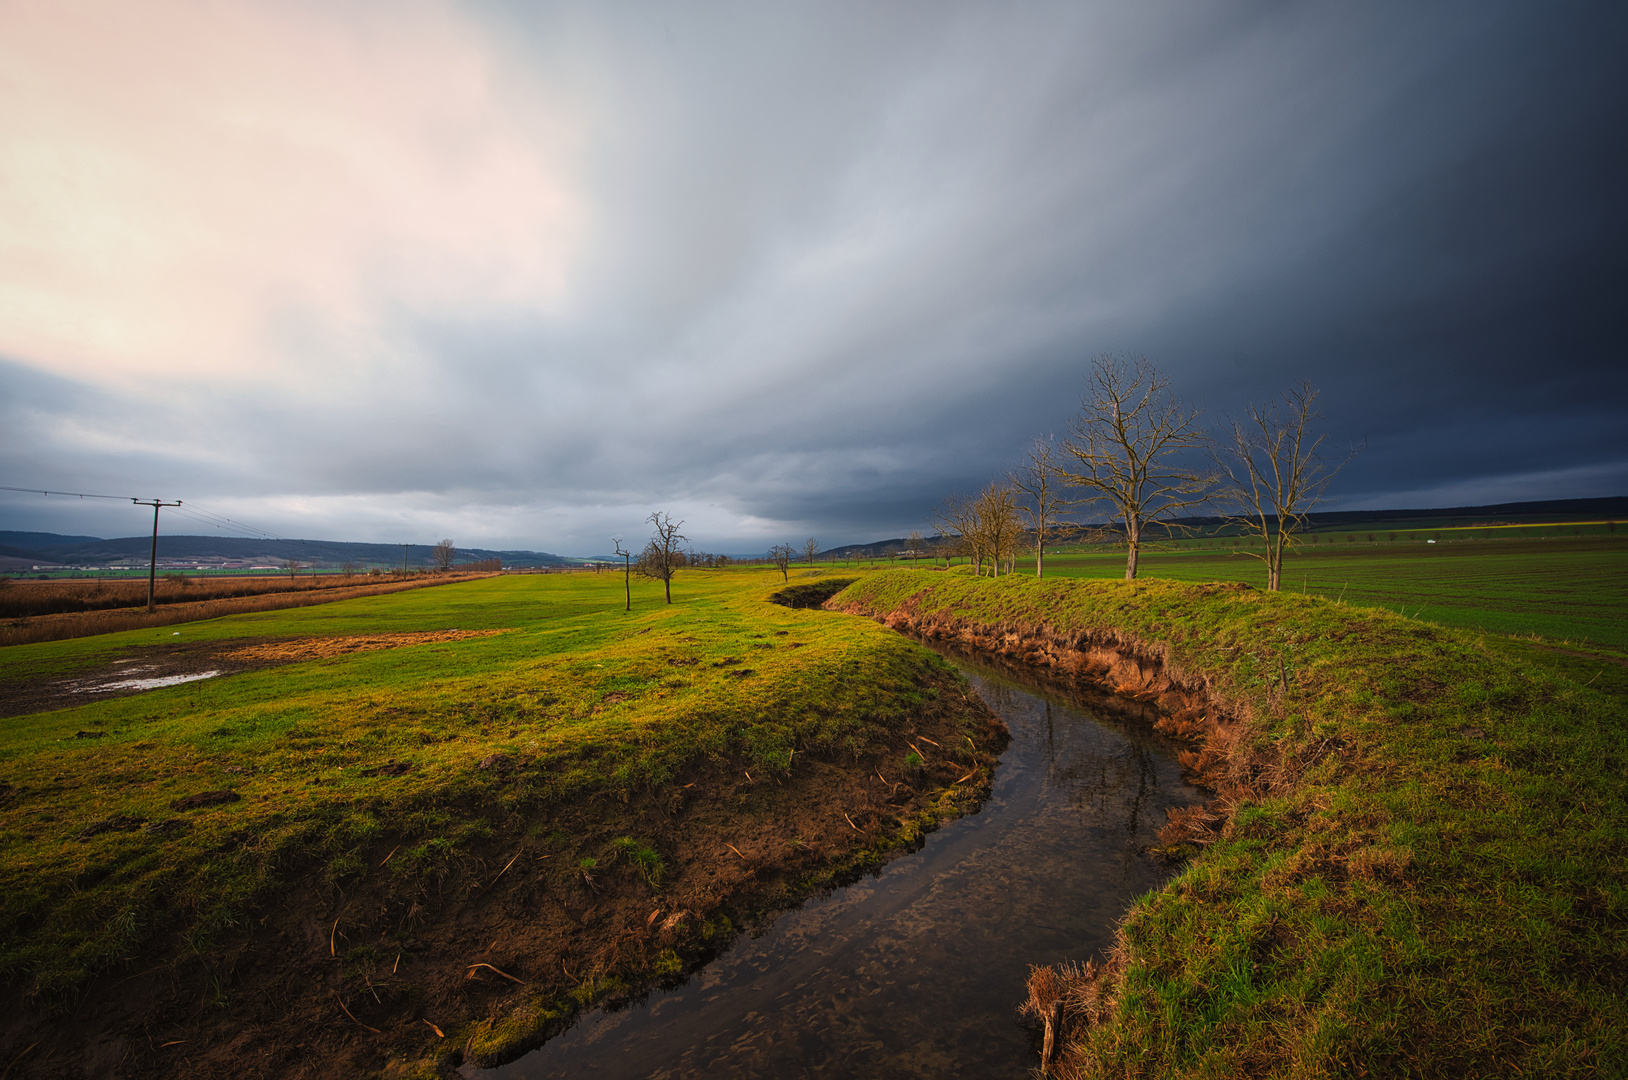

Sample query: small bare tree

[768,543,795,582]
[932,494,981,574]
[284,558,302,581]
[973,480,1021,577]
[1212,382,1362,590]
[1011,435,1075,579]
[801,537,819,568]
[1061,354,1209,580]
[432,538,456,572]
[641,513,686,603]
[905,530,925,565]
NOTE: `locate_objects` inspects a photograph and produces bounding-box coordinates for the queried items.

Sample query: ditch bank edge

[826,569,1628,1079]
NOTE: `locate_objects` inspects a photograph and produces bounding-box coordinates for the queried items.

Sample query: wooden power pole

[133,498,182,612]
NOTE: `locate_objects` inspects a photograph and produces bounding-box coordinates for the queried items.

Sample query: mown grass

[1035,537,1628,650]
[835,569,1628,1078]
[0,568,960,1006]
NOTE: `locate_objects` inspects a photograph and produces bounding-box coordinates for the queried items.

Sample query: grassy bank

[832,569,1627,1078]
[0,569,1001,1078]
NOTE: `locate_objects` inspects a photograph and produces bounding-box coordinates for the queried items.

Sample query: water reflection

[468,645,1203,1080]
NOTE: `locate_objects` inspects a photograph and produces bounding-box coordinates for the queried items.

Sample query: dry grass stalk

[333,993,380,1033]
[422,1020,444,1038]
[466,963,525,985]
[488,851,522,889]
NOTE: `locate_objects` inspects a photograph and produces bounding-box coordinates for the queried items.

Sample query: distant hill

[821,495,1628,560]
[0,532,573,569]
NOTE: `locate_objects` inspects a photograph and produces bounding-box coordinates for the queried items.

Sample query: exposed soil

[822,585,1323,863]
[766,579,858,609]
[0,632,508,718]
[1,667,1006,1080]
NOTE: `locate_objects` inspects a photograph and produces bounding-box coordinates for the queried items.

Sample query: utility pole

[613,539,631,612]
[133,498,183,612]
[401,543,411,573]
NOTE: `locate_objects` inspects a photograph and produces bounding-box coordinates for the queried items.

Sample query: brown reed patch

[0,572,497,647]
[221,629,505,663]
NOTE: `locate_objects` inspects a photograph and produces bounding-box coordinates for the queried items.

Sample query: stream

[466,641,1204,1079]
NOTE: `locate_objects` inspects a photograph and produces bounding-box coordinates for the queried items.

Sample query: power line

[0,484,145,501]
[5,482,421,570]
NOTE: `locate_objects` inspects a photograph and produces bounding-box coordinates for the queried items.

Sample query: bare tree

[932,494,980,574]
[432,538,456,572]
[1212,382,1362,591]
[1061,354,1209,580]
[973,480,1021,577]
[284,558,302,581]
[1010,435,1075,579]
[641,513,686,603]
[768,543,795,582]
[905,530,925,565]
[801,537,819,568]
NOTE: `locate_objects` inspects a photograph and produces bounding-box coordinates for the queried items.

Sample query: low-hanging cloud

[2,0,1623,553]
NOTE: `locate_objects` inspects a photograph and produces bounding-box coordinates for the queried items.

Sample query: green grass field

[0,568,978,1015]
[1005,537,1627,651]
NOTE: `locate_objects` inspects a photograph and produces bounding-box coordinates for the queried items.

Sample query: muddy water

[468,643,1204,1080]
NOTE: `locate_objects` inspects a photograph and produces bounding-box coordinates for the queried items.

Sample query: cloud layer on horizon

[3,0,1624,553]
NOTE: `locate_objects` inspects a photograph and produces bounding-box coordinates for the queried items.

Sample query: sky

[2,0,1624,556]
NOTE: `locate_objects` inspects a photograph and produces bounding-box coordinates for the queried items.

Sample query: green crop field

[1023,537,1628,651]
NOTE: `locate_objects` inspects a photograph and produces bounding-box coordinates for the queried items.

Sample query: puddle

[466,643,1204,1079]
[73,670,222,693]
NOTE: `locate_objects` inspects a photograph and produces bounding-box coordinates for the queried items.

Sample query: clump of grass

[610,836,665,888]
[835,569,1628,1078]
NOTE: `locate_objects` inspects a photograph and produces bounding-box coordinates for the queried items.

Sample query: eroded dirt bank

[827,582,1264,833]
[3,671,1005,1080]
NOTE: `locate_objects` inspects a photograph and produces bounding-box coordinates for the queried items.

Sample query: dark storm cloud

[2,1,1622,552]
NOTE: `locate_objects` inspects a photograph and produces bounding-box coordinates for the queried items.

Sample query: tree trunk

[1035,534,1044,579]
[1124,523,1141,580]
[664,575,672,603]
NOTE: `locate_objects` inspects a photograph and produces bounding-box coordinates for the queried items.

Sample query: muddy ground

[1,648,1006,1080]
[0,632,506,719]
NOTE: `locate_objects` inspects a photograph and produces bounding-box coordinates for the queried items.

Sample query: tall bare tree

[1061,354,1209,580]
[1011,435,1075,579]
[432,538,456,572]
[641,513,686,603]
[1212,382,1362,590]
[768,542,795,582]
[802,537,819,568]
